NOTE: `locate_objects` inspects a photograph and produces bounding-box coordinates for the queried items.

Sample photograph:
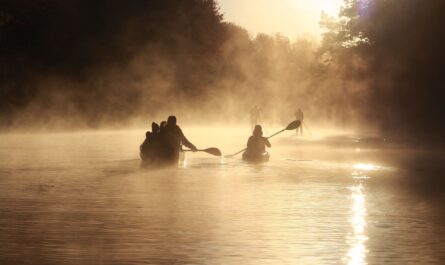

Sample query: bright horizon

[217,0,344,40]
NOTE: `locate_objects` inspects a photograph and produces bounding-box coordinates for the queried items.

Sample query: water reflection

[353,163,379,171]
[2,130,445,264]
[346,183,368,265]
[181,158,188,168]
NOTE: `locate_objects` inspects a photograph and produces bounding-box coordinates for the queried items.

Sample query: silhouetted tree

[320,0,445,143]
[0,0,227,126]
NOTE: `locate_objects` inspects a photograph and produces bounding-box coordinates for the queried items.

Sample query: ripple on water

[0,131,444,264]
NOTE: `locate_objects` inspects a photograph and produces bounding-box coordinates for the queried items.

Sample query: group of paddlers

[140,115,273,164]
[140,115,198,165]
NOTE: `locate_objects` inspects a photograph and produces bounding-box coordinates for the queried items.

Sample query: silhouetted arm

[263,137,271,148]
[182,136,197,151]
[179,128,197,151]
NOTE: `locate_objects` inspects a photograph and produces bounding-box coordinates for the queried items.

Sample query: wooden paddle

[183,147,222,157]
[224,120,301,158]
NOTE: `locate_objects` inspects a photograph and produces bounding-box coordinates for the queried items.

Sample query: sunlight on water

[346,184,368,265]
[353,163,379,171]
[1,130,444,264]
[351,171,370,180]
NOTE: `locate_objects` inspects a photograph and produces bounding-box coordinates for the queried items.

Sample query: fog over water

[1,0,444,143]
[1,128,445,264]
[1,0,445,264]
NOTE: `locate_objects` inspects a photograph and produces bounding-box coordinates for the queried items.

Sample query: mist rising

[1,0,445,146]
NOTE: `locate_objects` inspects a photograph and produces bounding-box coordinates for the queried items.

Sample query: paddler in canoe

[140,115,198,165]
[159,115,198,163]
[242,125,271,162]
[140,122,160,159]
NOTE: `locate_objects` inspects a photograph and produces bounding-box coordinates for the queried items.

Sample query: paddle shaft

[303,122,312,136]
[267,128,286,139]
[183,149,209,152]
[229,148,247,157]
[182,148,222,156]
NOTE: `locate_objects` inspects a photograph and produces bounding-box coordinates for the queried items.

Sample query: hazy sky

[217,0,343,39]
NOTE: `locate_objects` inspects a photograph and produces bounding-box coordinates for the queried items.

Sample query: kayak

[242,151,270,163]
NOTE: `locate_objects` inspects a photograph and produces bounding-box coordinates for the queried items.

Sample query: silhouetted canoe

[242,151,270,163]
[140,145,184,167]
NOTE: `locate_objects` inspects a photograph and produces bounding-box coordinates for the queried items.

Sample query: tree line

[319,0,445,143]
[1,0,444,144]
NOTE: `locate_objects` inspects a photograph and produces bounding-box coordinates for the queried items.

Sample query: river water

[1,127,444,264]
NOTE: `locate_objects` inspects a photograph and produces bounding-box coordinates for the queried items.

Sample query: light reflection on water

[354,163,379,171]
[0,129,444,264]
[346,183,368,265]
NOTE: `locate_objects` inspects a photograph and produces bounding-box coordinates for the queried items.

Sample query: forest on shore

[1,0,444,143]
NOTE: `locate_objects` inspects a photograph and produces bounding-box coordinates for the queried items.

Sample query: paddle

[303,122,313,136]
[183,147,222,157]
[267,120,301,138]
[224,120,301,158]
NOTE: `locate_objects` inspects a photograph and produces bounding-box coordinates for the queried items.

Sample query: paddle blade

[286,120,301,130]
[203,147,222,157]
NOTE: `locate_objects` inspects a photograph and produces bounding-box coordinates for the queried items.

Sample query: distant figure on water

[250,105,261,130]
[295,108,304,135]
[245,125,271,158]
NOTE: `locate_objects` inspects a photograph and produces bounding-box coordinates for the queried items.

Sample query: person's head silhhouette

[167,115,177,126]
[253,125,263,137]
[152,122,160,134]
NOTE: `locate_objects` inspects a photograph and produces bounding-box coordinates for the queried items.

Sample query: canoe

[140,145,185,167]
[242,151,270,163]
[140,152,179,167]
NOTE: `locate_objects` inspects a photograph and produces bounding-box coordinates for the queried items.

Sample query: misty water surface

[0,128,444,265]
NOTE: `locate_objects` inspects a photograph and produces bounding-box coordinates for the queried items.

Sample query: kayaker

[158,115,198,163]
[246,125,271,156]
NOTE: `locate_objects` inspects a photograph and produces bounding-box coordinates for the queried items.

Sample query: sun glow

[314,0,344,16]
[218,0,345,39]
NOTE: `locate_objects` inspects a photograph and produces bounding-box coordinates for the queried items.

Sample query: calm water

[1,128,444,265]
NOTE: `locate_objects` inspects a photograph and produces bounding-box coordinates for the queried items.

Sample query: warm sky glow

[217,0,344,39]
